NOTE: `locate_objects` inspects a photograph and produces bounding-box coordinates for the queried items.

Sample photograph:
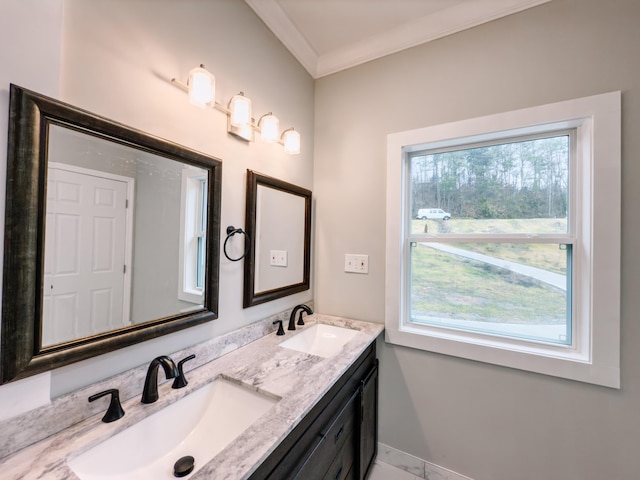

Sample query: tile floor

[368,460,422,480]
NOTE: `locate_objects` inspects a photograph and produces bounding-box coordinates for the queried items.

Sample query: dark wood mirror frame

[243,170,311,308]
[1,84,222,384]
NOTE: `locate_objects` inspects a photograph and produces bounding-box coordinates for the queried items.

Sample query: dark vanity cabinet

[250,343,378,480]
[358,359,378,479]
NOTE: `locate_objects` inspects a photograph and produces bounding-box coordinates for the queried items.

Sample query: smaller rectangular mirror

[243,171,311,307]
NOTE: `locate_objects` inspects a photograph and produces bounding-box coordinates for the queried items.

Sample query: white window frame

[178,167,207,304]
[385,92,621,388]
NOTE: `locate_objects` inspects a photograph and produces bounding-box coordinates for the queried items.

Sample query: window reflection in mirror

[179,167,208,304]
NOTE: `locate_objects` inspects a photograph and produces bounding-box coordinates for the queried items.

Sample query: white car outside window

[416,208,451,220]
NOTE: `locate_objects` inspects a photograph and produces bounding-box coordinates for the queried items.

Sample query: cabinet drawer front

[294,390,359,480]
[324,389,358,451]
[323,432,355,480]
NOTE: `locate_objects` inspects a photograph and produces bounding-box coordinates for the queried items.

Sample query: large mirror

[1,84,222,384]
[243,170,311,307]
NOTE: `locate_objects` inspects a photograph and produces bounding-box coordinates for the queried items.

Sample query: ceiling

[245,0,552,78]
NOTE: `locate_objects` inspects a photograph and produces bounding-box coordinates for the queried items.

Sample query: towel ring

[223,226,250,262]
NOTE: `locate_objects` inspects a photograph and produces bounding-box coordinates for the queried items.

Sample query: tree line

[411,135,569,219]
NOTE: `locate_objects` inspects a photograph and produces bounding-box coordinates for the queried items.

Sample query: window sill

[385,322,618,388]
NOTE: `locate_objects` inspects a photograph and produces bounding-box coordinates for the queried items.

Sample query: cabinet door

[294,388,359,480]
[359,360,378,480]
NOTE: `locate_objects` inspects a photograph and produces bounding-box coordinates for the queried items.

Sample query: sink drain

[174,455,195,477]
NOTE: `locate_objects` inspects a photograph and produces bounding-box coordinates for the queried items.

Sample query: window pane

[196,179,207,290]
[409,242,570,345]
[200,179,208,232]
[196,236,205,289]
[410,135,570,235]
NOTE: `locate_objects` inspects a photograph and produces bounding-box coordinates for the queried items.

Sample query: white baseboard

[377,442,474,480]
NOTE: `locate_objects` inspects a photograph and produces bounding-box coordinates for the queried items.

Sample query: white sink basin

[279,323,359,358]
[68,377,279,480]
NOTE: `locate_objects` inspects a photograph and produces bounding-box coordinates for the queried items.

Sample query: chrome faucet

[288,304,313,331]
[141,355,179,404]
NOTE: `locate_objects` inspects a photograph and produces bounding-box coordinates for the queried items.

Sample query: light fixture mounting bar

[170,68,300,153]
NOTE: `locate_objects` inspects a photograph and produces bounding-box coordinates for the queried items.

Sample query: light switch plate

[345,254,369,274]
[270,250,287,267]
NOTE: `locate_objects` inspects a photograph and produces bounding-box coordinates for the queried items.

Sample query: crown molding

[246,0,552,79]
[245,0,319,78]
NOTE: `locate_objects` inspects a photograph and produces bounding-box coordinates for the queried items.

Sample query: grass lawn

[410,218,567,326]
[412,217,567,274]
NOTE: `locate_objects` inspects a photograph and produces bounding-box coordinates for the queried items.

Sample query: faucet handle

[172,354,196,389]
[89,388,125,423]
[273,320,285,335]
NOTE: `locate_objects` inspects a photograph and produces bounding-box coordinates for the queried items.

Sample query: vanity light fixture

[227,92,253,142]
[258,112,279,143]
[281,128,301,155]
[228,92,252,128]
[187,65,215,108]
[171,66,300,153]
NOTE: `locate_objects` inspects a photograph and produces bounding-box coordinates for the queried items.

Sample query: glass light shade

[283,129,301,155]
[188,67,215,108]
[229,94,252,127]
[260,114,279,143]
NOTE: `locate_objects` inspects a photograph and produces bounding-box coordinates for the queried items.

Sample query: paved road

[422,242,566,291]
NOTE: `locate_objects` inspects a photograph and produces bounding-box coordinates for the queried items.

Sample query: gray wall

[0,0,314,406]
[313,0,640,479]
[54,0,315,394]
[3,1,639,478]
[0,0,64,414]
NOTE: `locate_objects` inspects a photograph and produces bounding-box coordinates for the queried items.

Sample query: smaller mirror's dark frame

[1,84,222,384]
[243,170,311,308]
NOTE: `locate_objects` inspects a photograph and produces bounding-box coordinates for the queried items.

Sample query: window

[179,167,208,304]
[385,92,621,388]
[409,132,573,345]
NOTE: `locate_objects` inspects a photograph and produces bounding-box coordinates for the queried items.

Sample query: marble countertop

[0,314,383,480]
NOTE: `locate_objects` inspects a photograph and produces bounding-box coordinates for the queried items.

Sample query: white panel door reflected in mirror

[43,163,132,346]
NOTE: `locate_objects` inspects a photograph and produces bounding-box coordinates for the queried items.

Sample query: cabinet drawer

[323,432,355,480]
[294,389,359,480]
[324,389,358,452]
